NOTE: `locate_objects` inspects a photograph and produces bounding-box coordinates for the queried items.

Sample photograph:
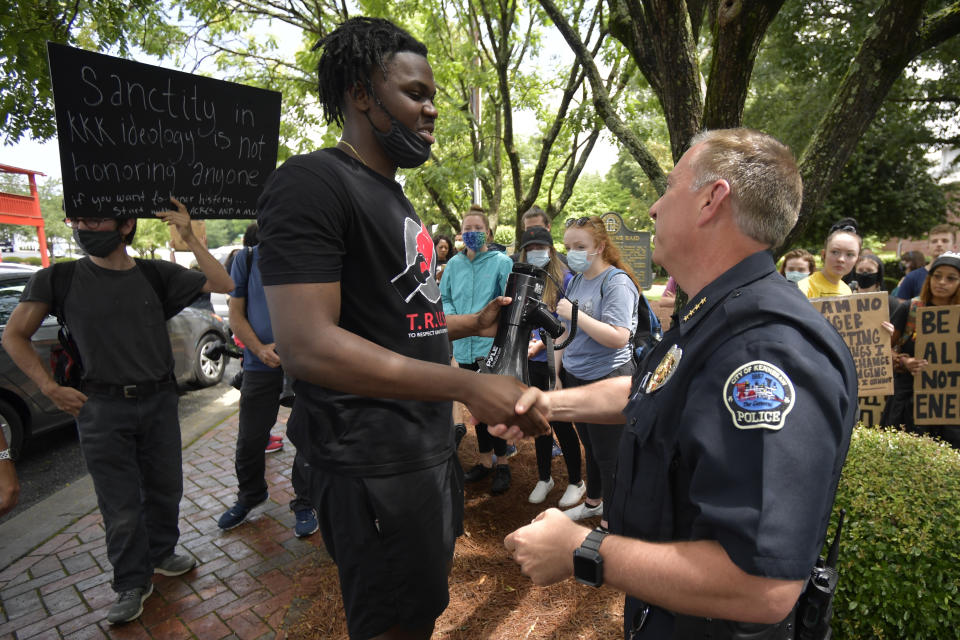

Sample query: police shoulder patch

[723,360,795,430]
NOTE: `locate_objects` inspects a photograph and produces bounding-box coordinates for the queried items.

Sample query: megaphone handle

[556,303,578,350]
[543,333,556,391]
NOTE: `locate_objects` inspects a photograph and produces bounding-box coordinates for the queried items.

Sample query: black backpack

[570,268,662,367]
[49,258,169,387]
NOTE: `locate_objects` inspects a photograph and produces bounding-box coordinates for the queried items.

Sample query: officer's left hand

[155,196,194,241]
[504,508,588,586]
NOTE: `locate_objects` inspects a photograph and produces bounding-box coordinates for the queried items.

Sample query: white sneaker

[563,501,603,521]
[558,481,586,508]
[528,478,555,504]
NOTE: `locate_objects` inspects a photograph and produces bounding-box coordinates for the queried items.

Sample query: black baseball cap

[518,226,554,250]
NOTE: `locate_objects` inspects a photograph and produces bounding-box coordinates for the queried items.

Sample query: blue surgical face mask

[784,270,808,283]
[462,230,487,252]
[525,249,550,268]
[567,249,596,273]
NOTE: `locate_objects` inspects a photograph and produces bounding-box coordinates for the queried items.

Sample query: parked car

[0,271,230,459]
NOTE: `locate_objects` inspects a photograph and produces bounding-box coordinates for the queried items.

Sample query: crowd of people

[0,13,955,640]
[783,219,960,448]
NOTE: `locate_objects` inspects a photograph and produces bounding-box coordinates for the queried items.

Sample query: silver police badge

[723,360,795,430]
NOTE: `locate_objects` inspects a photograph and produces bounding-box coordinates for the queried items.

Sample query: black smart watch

[573,527,609,587]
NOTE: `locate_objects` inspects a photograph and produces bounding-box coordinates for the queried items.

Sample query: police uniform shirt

[610,251,858,638]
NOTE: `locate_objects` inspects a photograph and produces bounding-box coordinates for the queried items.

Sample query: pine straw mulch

[284,425,624,639]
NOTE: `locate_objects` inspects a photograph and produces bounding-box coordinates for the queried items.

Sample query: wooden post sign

[810,292,894,397]
[913,304,960,426]
[47,42,281,219]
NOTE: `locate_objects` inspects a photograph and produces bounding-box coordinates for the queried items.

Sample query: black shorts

[313,456,464,639]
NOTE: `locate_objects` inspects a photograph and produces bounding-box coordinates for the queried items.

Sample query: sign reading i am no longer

[810,291,894,397]
[47,42,281,219]
[914,304,960,426]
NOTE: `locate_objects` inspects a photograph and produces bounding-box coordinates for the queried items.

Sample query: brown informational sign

[599,212,652,290]
[811,292,894,396]
[913,304,960,426]
[858,395,886,427]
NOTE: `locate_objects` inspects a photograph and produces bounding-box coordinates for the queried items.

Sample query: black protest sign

[48,42,280,219]
[811,292,894,396]
[913,305,960,426]
[598,212,653,290]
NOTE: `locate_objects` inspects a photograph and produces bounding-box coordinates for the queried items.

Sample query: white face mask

[567,249,597,273]
[526,249,550,268]
[784,270,808,283]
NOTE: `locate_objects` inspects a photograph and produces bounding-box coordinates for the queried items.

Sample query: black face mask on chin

[365,94,432,169]
[73,228,123,258]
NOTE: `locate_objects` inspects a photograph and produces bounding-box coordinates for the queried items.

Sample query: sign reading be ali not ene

[48,42,281,219]
[913,304,960,426]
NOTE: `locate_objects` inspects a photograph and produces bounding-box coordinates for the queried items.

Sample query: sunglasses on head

[830,224,857,234]
[565,217,599,229]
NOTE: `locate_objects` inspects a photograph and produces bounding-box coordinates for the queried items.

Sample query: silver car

[0,269,230,459]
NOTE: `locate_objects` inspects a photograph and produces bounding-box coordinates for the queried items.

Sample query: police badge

[645,344,682,393]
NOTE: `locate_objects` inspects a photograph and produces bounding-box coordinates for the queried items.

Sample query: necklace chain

[338,140,368,167]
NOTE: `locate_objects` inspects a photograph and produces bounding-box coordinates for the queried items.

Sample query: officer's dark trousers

[236,369,311,511]
[76,390,181,593]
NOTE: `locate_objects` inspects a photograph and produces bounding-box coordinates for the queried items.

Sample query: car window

[0,275,31,325]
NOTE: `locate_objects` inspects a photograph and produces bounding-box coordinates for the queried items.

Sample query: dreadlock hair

[313,17,428,127]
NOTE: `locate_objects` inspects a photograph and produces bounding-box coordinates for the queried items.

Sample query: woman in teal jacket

[440,205,514,494]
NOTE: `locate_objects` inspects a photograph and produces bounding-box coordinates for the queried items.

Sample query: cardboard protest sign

[913,304,960,426]
[48,42,281,219]
[811,292,893,396]
[858,395,886,427]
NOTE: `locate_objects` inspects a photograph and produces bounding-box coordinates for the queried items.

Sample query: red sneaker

[268,433,283,443]
[265,439,284,453]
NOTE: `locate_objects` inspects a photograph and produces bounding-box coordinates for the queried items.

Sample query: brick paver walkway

[0,409,332,640]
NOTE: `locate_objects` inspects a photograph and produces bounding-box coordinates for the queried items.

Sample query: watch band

[581,527,608,552]
[0,449,11,461]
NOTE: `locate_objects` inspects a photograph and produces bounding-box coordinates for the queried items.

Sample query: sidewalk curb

[0,387,241,572]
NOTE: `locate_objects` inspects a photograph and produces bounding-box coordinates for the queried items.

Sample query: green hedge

[2,256,43,265]
[831,427,960,638]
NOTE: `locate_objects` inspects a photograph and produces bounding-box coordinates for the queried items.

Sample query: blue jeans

[76,389,182,592]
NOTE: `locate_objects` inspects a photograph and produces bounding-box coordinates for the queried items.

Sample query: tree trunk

[783,0,960,252]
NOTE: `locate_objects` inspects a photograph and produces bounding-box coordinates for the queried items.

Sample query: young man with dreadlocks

[255,17,548,640]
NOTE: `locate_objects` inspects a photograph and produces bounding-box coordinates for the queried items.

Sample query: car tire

[0,399,24,461]
[193,333,226,387]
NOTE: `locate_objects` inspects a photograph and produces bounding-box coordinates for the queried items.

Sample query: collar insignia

[682,297,706,322]
[644,344,683,393]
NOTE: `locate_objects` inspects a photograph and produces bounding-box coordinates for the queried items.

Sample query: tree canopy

[2,0,958,250]
[540,0,960,251]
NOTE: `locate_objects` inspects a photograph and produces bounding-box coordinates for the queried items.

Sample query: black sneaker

[463,463,493,483]
[217,494,268,530]
[490,464,511,495]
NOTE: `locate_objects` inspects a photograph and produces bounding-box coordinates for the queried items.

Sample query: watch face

[573,549,602,587]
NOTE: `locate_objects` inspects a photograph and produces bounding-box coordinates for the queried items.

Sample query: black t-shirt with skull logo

[257,148,453,477]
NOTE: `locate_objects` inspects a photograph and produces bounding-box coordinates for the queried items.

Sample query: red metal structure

[0,164,50,267]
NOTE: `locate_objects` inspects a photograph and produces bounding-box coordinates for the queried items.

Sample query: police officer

[498,128,858,639]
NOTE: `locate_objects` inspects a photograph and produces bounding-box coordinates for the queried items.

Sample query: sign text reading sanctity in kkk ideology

[48,42,280,219]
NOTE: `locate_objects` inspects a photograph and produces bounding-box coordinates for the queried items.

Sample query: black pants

[562,361,634,515]
[236,369,311,511]
[457,361,507,457]
[528,360,581,483]
[76,389,182,592]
